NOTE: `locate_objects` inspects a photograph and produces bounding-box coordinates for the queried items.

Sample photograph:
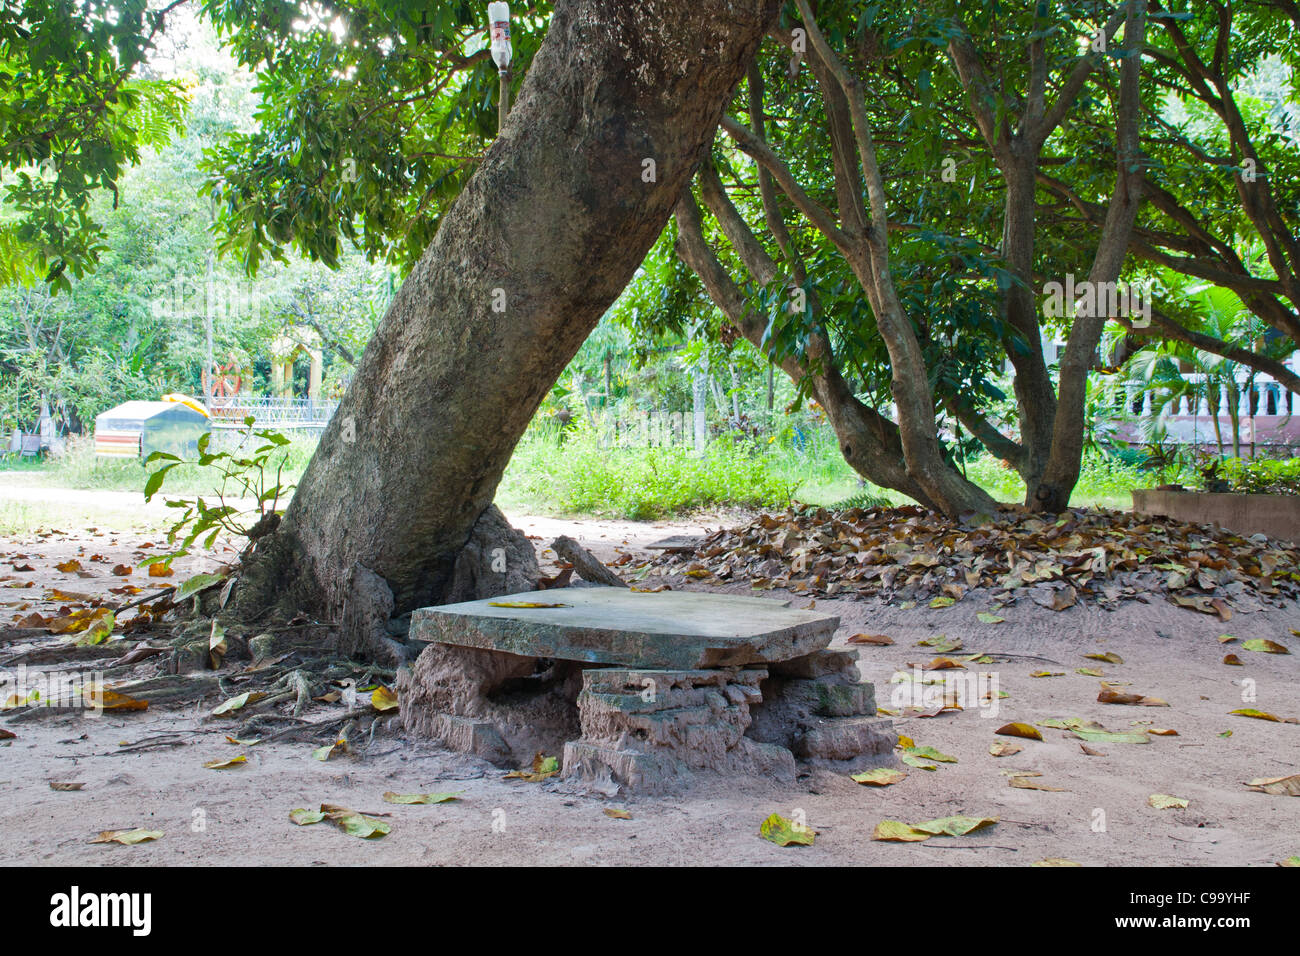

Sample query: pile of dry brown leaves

[648,506,1300,616]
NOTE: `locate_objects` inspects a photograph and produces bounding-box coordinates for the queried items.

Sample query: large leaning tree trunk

[236,0,778,636]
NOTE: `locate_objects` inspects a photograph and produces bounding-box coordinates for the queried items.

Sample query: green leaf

[330,812,390,839]
[871,820,931,842]
[910,815,998,837]
[758,812,815,847]
[143,462,178,501]
[90,828,164,845]
[212,691,266,716]
[381,791,463,804]
[1241,639,1289,654]
[903,745,957,763]
[851,768,906,786]
[173,572,227,603]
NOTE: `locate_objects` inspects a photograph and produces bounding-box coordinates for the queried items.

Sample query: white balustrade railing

[1125,353,1299,422]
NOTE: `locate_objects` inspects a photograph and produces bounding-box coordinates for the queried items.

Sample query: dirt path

[1,502,1297,866]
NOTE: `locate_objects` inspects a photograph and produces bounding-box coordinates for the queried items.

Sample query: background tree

[672,0,1150,513]
[1043,1,1300,396]
[0,0,189,289]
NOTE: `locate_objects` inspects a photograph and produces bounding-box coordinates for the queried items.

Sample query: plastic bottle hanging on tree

[488,2,512,70]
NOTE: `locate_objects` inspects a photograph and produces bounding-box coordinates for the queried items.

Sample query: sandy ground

[0,486,1297,866]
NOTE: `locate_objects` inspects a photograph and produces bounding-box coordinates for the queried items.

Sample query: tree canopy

[1,0,1297,515]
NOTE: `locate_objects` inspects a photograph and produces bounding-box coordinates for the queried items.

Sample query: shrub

[1215,456,1300,496]
[500,431,798,519]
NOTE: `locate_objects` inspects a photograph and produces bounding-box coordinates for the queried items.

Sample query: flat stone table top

[410,588,839,670]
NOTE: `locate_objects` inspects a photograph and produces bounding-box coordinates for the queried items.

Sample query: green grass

[498,429,1152,518]
[6,426,1153,523]
[1,433,317,497]
[962,450,1151,510]
[497,432,807,519]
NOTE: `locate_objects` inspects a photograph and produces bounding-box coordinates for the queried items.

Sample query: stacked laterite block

[399,589,895,792]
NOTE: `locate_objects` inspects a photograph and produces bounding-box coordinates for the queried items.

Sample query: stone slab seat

[409,588,840,670]
[399,589,898,791]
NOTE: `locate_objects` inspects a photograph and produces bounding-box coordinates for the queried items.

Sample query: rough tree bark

[1034,0,1148,511]
[237,0,779,625]
[947,7,1128,506]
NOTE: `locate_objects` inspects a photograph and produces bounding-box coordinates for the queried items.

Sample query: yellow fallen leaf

[382,791,462,804]
[1148,793,1189,809]
[83,685,148,712]
[902,744,956,763]
[872,819,931,842]
[995,722,1043,741]
[847,633,894,645]
[312,738,349,761]
[1241,639,1289,655]
[1009,775,1067,792]
[370,685,399,711]
[319,804,390,839]
[487,601,569,608]
[603,808,632,819]
[1098,686,1168,707]
[71,608,115,646]
[89,828,162,845]
[1085,652,1123,664]
[48,608,100,635]
[1230,708,1299,723]
[505,752,559,781]
[851,767,907,786]
[759,812,815,846]
[1243,774,1300,796]
[989,740,1023,757]
[911,815,999,837]
[202,755,247,770]
[1032,858,1082,867]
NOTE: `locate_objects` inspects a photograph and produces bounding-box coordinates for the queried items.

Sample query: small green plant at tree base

[829,487,891,511]
[142,417,296,569]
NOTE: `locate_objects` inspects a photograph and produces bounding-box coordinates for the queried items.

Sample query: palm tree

[1124,283,1267,459]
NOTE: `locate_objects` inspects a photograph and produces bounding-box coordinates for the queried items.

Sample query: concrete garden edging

[1131,489,1300,544]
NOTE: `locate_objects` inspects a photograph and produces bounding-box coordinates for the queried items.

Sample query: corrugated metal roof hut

[94,401,209,460]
